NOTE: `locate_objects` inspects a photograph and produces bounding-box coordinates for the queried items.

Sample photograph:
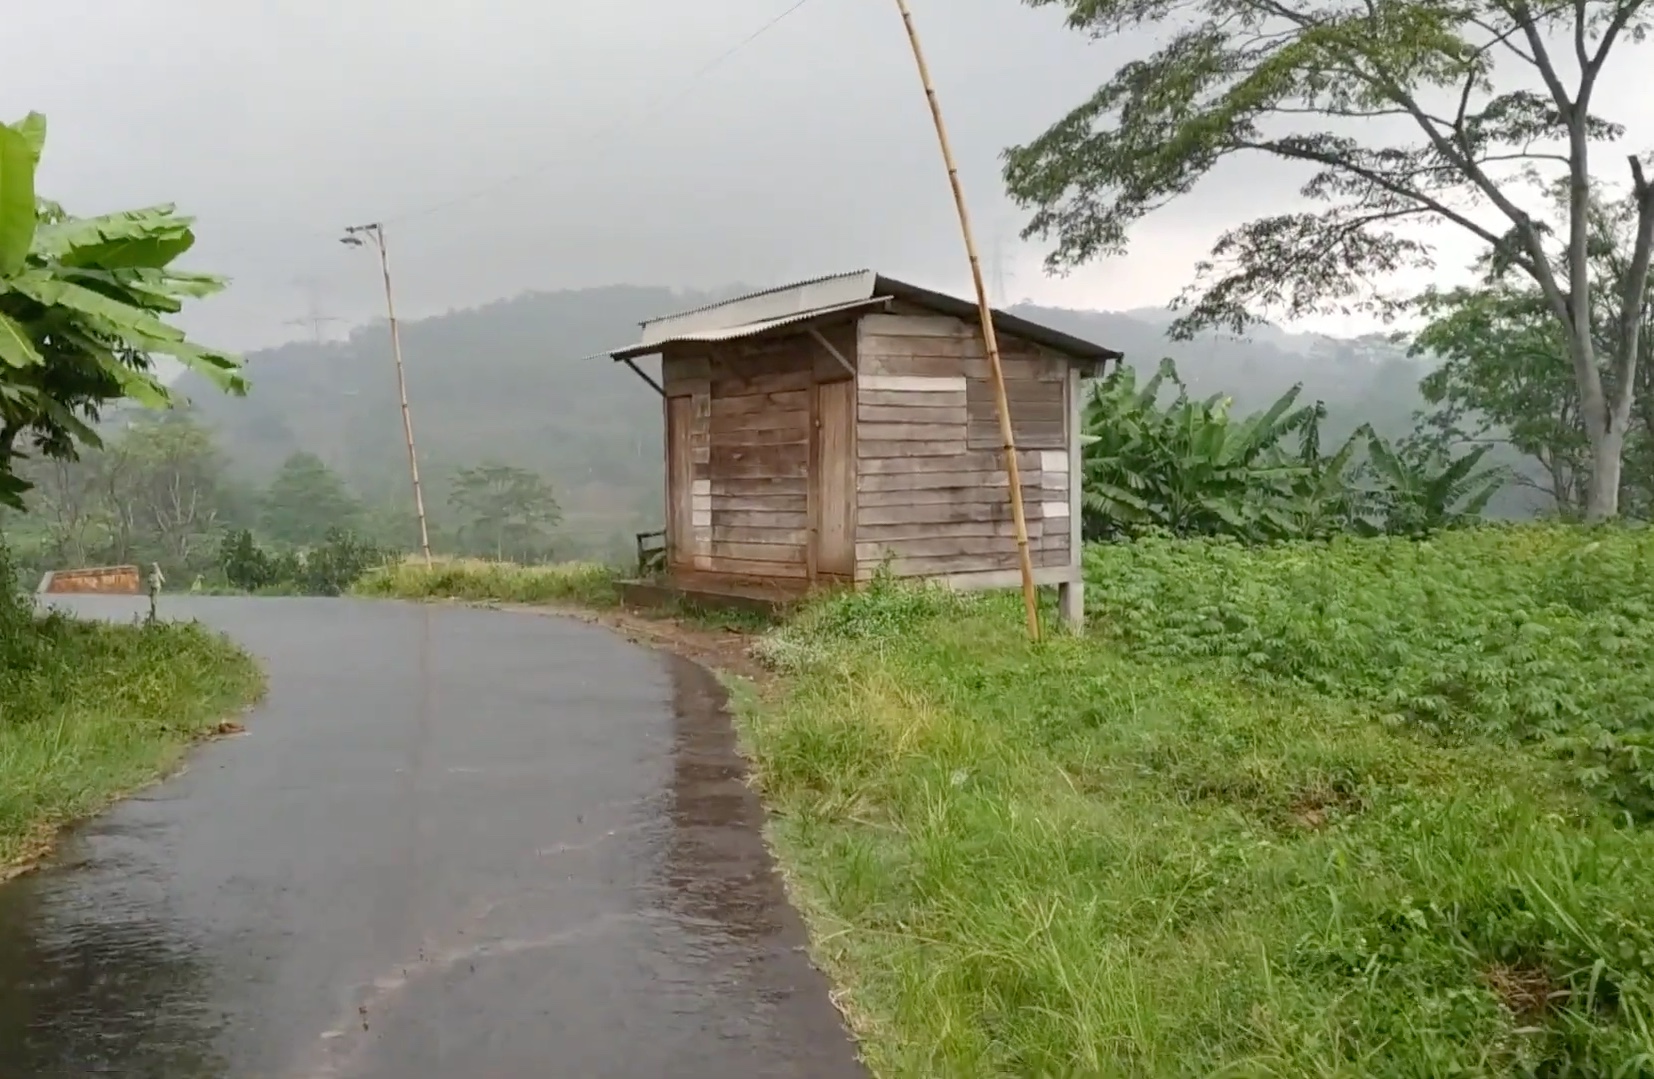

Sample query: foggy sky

[9,0,1651,353]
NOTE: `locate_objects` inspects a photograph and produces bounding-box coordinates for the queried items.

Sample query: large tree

[260,451,362,548]
[448,461,560,562]
[1005,0,1653,519]
[0,112,243,509]
[1408,186,1654,514]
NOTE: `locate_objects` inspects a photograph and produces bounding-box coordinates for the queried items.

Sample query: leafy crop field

[1084,525,1654,817]
[736,528,1654,1076]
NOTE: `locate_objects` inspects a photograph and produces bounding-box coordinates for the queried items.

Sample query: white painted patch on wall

[858,375,968,393]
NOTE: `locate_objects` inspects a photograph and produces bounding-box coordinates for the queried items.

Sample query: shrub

[217,528,389,597]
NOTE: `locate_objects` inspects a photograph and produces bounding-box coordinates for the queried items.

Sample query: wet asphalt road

[0,596,863,1078]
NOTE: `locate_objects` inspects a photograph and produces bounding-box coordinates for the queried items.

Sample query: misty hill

[177,284,1447,555]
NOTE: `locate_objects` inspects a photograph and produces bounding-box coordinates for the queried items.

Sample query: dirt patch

[1287,780,1365,831]
[1484,962,1562,1021]
[488,602,771,683]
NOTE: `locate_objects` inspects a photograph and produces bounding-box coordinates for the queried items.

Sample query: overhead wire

[261,0,823,338]
[377,0,821,228]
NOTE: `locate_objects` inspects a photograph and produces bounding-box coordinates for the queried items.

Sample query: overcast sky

[9,0,1649,353]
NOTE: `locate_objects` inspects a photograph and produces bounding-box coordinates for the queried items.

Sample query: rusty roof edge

[636,270,875,332]
[871,274,1124,362]
[608,269,1123,364]
[606,296,893,362]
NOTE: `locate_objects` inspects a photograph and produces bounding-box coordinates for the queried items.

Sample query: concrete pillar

[1059,576,1084,632]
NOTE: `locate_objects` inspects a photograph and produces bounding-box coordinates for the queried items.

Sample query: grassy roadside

[351,557,779,640]
[1,575,265,874]
[353,557,622,607]
[735,535,1654,1076]
[344,533,1654,1072]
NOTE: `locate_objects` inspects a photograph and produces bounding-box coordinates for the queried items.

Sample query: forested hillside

[175,283,1488,555]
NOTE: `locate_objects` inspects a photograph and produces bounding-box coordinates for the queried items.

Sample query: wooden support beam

[807,327,856,378]
[622,356,666,397]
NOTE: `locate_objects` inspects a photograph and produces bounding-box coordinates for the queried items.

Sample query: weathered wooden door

[666,395,694,568]
[812,379,856,579]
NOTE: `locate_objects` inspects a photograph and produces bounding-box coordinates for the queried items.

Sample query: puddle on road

[0,865,231,1076]
[0,610,859,1078]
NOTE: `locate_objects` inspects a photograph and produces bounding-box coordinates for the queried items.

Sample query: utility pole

[341,222,432,567]
[892,0,1041,642]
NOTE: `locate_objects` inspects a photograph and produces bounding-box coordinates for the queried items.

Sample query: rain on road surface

[0,596,863,1078]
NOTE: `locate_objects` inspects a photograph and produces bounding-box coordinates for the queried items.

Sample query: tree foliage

[0,113,244,509]
[447,461,560,562]
[218,527,388,596]
[1363,428,1506,534]
[1408,186,1654,515]
[1,412,236,580]
[260,452,362,548]
[1410,283,1588,510]
[1006,0,1654,518]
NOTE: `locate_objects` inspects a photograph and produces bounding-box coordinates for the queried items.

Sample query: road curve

[0,596,863,1078]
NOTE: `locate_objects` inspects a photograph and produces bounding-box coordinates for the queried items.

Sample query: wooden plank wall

[662,332,848,580]
[661,355,712,569]
[855,312,1072,580]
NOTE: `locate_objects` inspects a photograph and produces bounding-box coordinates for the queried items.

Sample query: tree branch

[1586,0,1646,83]
[1243,138,1516,256]
[1611,156,1654,419]
[1510,2,1575,115]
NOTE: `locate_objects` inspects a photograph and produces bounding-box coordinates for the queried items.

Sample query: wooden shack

[606,271,1121,627]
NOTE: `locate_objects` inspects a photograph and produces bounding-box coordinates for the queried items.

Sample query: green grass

[735,536,1654,1077]
[349,556,786,635]
[1,596,265,872]
[352,556,622,607]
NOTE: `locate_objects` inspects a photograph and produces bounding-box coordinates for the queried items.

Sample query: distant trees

[5,412,230,579]
[260,452,362,547]
[447,461,560,562]
[0,427,575,585]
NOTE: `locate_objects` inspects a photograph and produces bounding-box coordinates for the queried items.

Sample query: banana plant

[1361,430,1506,537]
[1079,358,1326,541]
[0,112,245,508]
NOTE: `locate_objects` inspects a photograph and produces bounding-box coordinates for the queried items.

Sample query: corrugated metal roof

[608,296,892,361]
[636,271,875,335]
[601,270,1123,364]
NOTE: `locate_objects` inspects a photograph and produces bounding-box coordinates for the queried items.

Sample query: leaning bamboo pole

[891,0,1041,641]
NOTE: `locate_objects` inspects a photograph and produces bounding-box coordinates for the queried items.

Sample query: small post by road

[342,222,433,568]
[147,563,164,623]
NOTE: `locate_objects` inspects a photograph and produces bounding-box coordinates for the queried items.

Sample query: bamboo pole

[344,222,433,568]
[891,0,1041,641]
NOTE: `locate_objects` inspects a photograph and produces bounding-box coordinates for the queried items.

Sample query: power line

[380,0,821,228]
[285,276,344,345]
[284,313,343,346]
